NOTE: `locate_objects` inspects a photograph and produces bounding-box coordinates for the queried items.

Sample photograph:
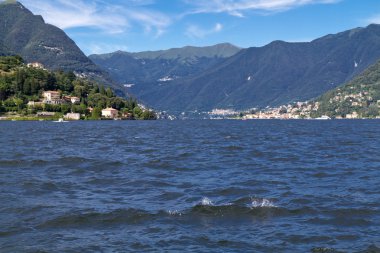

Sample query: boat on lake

[315,115,331,120]
[53,118,69,123]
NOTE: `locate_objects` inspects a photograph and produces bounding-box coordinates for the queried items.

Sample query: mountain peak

[0,0,30,15]
[0,0,119,92]
[0,0,17,5]
[0,0,23,7]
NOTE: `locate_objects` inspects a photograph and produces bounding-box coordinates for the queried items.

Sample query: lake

[0,120,379,252]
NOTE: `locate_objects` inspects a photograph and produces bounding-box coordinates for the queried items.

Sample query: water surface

[0,120,379,252]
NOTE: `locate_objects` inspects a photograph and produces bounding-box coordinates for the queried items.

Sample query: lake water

[1,120,380,252]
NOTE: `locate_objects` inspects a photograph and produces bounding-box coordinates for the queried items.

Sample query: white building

[64,96,80,104]
[64,113,81,120]
[27,62,45,69]
[70,97,80,104]
[43,91,61,104]
[102,108,119,119]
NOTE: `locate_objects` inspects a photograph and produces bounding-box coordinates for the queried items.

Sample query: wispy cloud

[20,0,171,36]
[184,0,341,17]
[186,23,223,38]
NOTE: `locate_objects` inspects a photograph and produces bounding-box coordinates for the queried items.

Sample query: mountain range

[0,0,120,92]
[2,1,380,114]
[92,24,380,113]
[89,43,240,86]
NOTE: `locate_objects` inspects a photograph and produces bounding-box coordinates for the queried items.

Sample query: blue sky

[12,0,380,55]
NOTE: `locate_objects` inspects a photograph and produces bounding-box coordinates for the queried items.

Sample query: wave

[34,197,376,230]
[200,197,213,206]
[37,197,281,228]
[251,198,277,208]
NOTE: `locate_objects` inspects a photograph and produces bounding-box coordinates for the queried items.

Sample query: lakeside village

[209,93,380,120]
[0,56,156,121]
[23,90,132,121]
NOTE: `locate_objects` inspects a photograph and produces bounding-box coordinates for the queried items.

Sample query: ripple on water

[1,120,380,252]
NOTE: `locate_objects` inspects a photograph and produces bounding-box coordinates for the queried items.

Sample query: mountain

[0,55,155,120]
[89,43,241,101]
[93,24,380,113]
[311,59,380,118]
[0,1,119,92]
[89,43,240,85]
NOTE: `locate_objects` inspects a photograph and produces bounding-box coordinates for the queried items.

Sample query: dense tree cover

[311,60,380,118]
[0,56,156,120]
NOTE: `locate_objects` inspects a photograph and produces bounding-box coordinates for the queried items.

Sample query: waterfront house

[37,112,55,117]
[64,113,81,120]
[102,108,119,119]
[346,111,359,119]
[43,91,61,104]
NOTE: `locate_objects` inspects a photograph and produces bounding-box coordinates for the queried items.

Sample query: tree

[106,87,114,98]
[140,110,157,120]
[133,106,142,118]
[367,104,379,118]
[0,80,9,100]
[13,97,24,111]
[92,107,102,119]
[100,85,106,95]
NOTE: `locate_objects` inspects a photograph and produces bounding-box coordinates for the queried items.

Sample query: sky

[10,0,380,55]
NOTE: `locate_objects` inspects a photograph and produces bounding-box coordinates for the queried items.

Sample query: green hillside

[0,56,155,120]
[0,1,120,93]
[312,60,380,118]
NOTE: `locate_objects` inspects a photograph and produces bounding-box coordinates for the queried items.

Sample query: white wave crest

[167,210,182,216]
[251,198,276,208]
[200,197,213,206]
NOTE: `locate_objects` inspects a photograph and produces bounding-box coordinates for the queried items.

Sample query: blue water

[0,120,380,252]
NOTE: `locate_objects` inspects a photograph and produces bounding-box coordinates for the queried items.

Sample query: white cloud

[20,0,170,36]
[214,23,223,32]
[186,23,224,38]
[185,0,341,17]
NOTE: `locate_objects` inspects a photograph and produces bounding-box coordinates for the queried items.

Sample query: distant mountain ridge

[0,1,119,92]
[89,43,241,93]
[94,43,240,61]
[92,24,380,113]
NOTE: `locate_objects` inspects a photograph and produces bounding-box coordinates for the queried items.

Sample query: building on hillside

[27,62,45,69]
[102,108,119,119]
[37,112,55,117]
[64,113,81,120]
[63,96,80,104]
[27,101,44,107]
[43,91,61,104]
[346,111,359,119]
[70,97,80,104]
